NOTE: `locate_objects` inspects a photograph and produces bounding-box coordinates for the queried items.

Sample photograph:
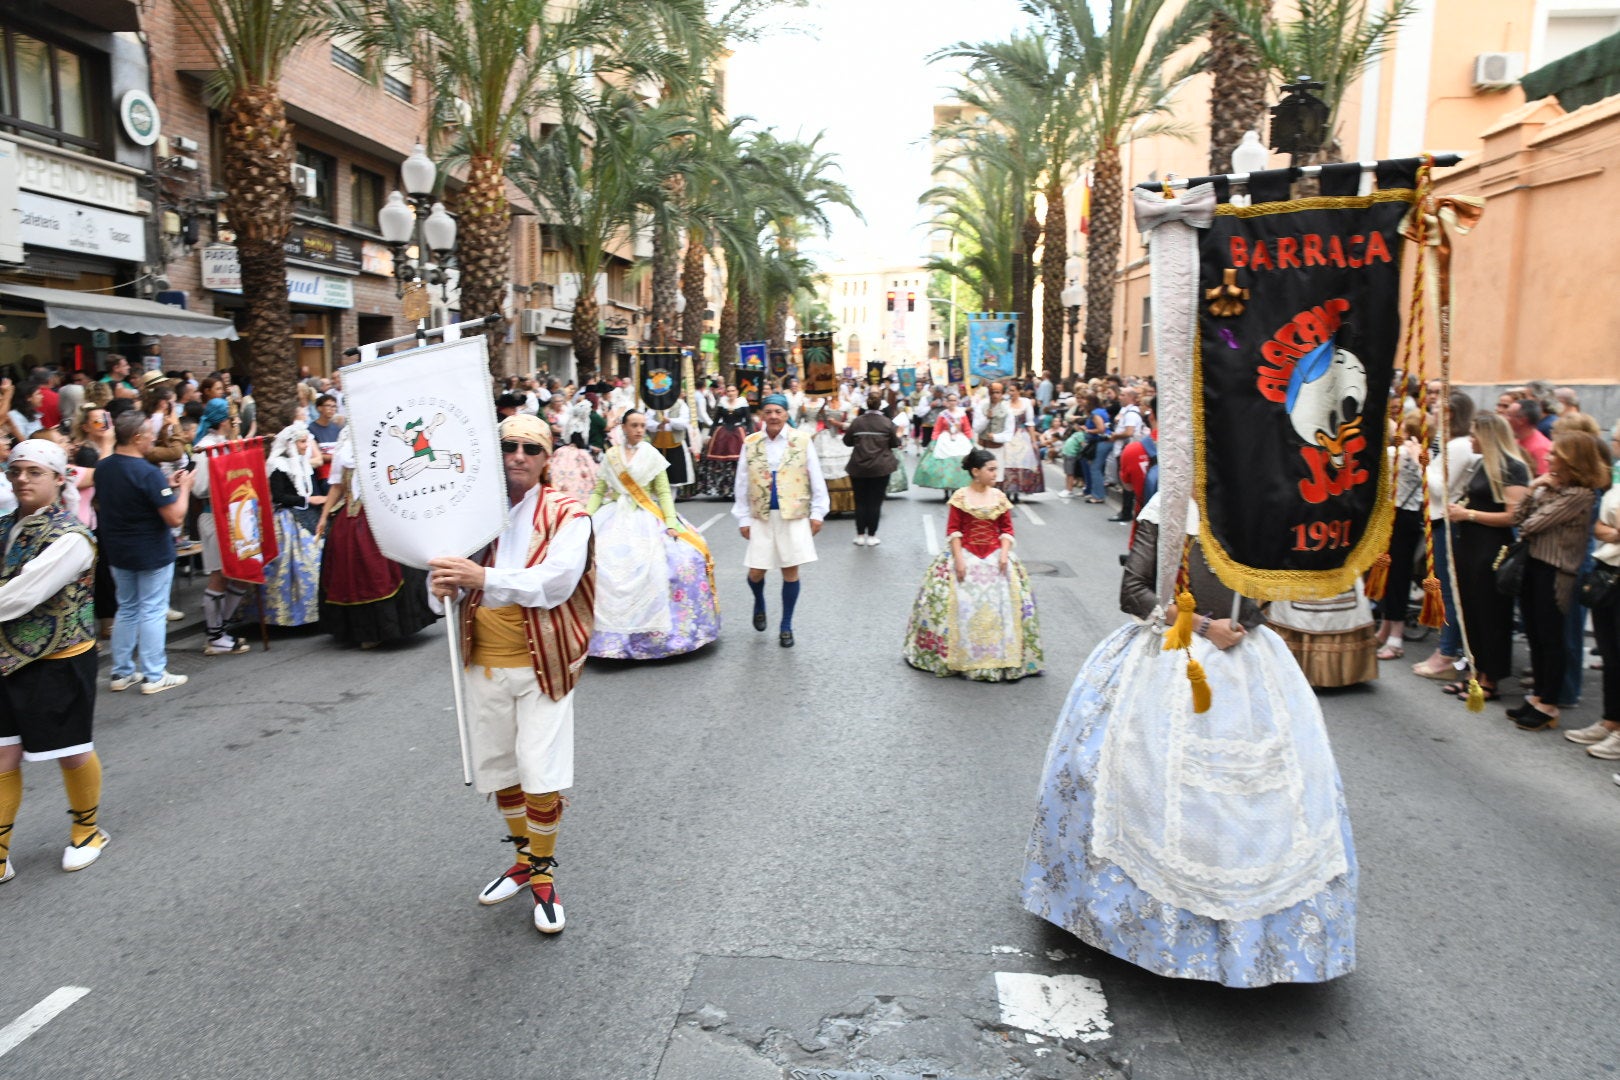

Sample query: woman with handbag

[1506,432,1607,731]
[1442,413,1530,704]
[1078,393,1110,504]
[1567,459,1620,757]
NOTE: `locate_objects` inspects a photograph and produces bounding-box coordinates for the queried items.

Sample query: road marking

[922,513,939,555]
[994,971,1112,1043]
[0,987,91,1059]
[695,513,725,534]
[1018,502,1045,526]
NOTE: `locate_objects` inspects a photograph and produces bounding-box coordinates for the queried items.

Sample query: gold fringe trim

[1214,189,1417,218]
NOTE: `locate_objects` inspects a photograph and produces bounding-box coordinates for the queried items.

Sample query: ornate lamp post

[1060,281,1083,378]
[1268,77,1331,168]
[378,143,458,302]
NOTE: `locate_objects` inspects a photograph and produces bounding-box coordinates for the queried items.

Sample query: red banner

[204,439,278,583]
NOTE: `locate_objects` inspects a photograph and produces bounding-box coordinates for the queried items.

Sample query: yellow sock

[495,785,529,857]
[0,769,21,867]
[60,753,102,846]
[524,791,562,883]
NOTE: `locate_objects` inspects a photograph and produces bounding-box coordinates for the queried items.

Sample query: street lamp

[378,142,457,301]
[1060,282,1083,377]
[1269,77,1331,167]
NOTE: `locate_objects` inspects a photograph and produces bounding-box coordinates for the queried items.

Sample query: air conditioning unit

[520,308,546,336]
[290,163,319,199]
[1473,52,1524,90]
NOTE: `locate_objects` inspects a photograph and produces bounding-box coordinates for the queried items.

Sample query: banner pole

[443,593,474,787]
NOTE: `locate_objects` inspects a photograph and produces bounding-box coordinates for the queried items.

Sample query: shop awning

[0,284,239,341]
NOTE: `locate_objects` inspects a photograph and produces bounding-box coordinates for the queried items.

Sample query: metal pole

[443,593,474,786]
[1132,152,1464,193]
[341,312,502,357]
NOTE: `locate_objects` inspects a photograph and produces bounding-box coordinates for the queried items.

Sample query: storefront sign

[544,307,572,332]
[17,191,146,261]
[285,224,361,272]
[119,89,161,147]
[201,244,241,292]
[17,143,139,213]
[360,240,394,277]
[287,268,353,308]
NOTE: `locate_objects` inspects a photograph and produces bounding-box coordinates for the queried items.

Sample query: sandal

[1440,681,1468,696]
[1377,643,1404,660]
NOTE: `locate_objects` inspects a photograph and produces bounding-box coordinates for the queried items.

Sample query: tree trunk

[737,281,762,344]
[717,286,738,377]
[1083,147,1122,379]
[1040,175,1067,382]
[1015,203,1040,377]
[457,152,512,380]
[680,234,707,358]
[650,222,679,348]
[1207,11,1271,174]
[768,297,790,353]
[572,285,600,372]
[220,84,295,429]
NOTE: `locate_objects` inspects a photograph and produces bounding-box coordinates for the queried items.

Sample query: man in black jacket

[843,394,902,547]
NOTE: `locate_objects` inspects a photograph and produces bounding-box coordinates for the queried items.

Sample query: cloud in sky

[725,0,1029,268]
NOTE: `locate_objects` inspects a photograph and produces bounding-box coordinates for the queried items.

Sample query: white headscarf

[6,438,77,515]
[268,423,314,499]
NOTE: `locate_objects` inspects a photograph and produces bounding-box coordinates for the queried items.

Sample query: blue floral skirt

[1021,623,1357,987]
[263,508,322,627]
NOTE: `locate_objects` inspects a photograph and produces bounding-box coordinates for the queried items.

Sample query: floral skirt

[887,459,910,493]
[263,508,322,627]
[693,455,739,499]
[903,549,1042,682]
[999,430,1046,495]
[1020,622,1357,987]
[550,445,600,502]
[588,506,720,660]
[912,445,971,491]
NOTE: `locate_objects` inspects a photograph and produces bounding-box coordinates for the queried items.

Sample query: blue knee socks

[748,576,766,616]
[780,580,800,631]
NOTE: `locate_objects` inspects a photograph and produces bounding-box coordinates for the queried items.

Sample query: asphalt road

[4,463,1617,1080]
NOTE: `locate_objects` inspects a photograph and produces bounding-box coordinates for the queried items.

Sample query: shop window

[351,166,385,230]
[0,26,99,153]
[295,145,337,220]
[1139,296,1152,355]
[606,260,638,306]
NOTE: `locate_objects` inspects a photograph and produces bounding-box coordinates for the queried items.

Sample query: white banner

[342,335,507,569]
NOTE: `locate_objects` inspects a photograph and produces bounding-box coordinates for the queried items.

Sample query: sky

[724,0,1030,270]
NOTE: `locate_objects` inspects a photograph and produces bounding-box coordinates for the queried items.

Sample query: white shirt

[0,506,96,622]
[1113,403,1142,440]
[474,484,593,610]
[730,427,830,526]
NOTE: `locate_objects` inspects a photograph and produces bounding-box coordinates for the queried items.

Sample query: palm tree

[342,0,710,377]
[1025,0,1206,378]
[1206,4,1271,173]
[171,0,334,428]
[920,153,1020,313]
[1218,0,1418,164]
[508,93,699,372]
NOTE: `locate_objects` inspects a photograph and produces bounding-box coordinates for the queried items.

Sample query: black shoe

[752,611,766,631]
[779,630,795,648]
[1107,515,1131,523]
[1505,701,1537,721]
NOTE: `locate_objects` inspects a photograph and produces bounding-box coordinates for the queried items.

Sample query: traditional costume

[263,423,323,628]
[585,440,719,659]
[318,430,438,646]
[1021,495,1357,986]
[807,398,854,515]
[191,399,252,653]
[694,394,752,498]
[548,400,600,502]
[912,408,974,491]
[446,415,595,934]
[649,397,695,493]
[903,487,1042,681]
[1266,587,1380,688]
[0,440,108,879]
[999,395,1047,496]
[732,396,829,647]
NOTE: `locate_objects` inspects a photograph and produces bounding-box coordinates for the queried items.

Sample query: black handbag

[1493,539,1530,597]
[1079,438,1099,462]
[1578,562,1620,608]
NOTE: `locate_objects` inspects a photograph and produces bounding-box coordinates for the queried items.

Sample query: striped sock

[0,769,20,867]
[495,785,529,857]
[524,791,562,883]
[60,753,102,846]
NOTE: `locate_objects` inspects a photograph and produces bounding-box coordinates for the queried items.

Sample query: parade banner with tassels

[736,341,767,404]
[1186,169,1419,599]
[637,350,683,411]
[967,313,1017,384]
[201,439,278,584]
[799,332,837,395]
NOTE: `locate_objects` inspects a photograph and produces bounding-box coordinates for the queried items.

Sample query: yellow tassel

[1417,575,1446,629]
[1465,678,1485,713]
[1186,657,1212,714]
[1162,589,1196,652]
[1364,552,1390,602]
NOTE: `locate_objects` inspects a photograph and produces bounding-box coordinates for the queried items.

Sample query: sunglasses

[501,440,546,456]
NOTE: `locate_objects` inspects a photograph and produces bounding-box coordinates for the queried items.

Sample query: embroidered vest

[459,488,596,702]
[745,428,813,521]
[0,505,96,677]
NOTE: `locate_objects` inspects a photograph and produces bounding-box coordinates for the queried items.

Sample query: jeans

[1431,524,1463,657]
[110,562,174,681]
[1082,446,1108,499]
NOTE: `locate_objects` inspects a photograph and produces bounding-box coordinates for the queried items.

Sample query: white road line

[695,513,725,534]
[1018,502,1045,526]
[994,971,1111,1042]
[922,513,939,556]
[0,987,91,1059]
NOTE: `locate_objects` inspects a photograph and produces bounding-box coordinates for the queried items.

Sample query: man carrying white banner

[428,413,595,936]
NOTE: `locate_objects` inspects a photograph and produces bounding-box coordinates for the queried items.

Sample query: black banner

[865,361,885,386]
[1195,188,1414,598]
[769,349,789,378]
[799,332,837,395]
[946,356,965,386]
[638,351,683,411]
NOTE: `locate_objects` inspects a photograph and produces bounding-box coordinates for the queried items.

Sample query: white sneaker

[62,829,109,871]
[166,608,184,622]
[1,859,13,883]
[141,672,189,695]
[1058,490,1074,499]
[109,673,144,692]
[1565,722,1612,745]
[1588,731,1620,761]
[865,536,882,546]
[205,635,249,656]
[852,535,867,546]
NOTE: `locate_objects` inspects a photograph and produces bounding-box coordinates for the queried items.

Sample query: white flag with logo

[342,335,506,569]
